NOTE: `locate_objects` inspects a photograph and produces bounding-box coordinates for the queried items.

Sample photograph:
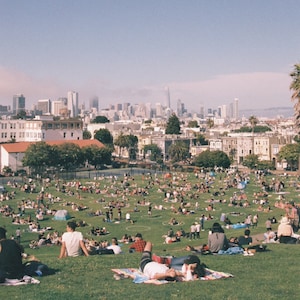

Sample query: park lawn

[0,169,299,299]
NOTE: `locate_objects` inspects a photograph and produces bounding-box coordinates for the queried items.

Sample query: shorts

[140,251,152,272]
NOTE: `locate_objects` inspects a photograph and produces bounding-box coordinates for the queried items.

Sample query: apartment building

[0,117,83,143]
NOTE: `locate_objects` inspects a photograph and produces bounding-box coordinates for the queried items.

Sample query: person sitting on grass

[0,227,24,282]
[238,229,253,246]
[277,216,299,244]
[0,227,50,282]
[208,222,229,253]
[129,233,146,253]
[140,241,206,281]
[106,237,122,254]
[59,221,89,258]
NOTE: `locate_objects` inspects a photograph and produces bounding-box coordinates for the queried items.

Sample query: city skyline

[0,1,299,112]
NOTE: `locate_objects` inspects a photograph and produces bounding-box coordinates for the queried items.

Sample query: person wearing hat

[0,227,25,282]
[277,216,298,244]
[129,233,146,253]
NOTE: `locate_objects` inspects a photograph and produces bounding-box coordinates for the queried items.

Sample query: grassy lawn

[0,169,299,299]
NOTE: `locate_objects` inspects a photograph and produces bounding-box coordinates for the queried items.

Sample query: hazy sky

[0,0,299,112]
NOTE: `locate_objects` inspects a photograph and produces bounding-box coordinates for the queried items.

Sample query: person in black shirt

[0,227,24,282]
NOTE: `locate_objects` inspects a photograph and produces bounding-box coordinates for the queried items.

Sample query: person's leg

[139,242,152,272]
[143,241,152,252]
[170,255,190,270]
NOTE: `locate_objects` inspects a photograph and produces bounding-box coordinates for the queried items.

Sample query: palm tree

[249,115,258,156]
[290,63,300,133]
[249,115,258,133]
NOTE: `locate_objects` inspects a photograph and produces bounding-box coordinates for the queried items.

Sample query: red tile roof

[1,140,105,153]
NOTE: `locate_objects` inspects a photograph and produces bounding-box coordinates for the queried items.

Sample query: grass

[0,169,299,299]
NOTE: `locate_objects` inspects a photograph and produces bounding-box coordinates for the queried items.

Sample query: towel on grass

[0,275,40,286]
[112,268,233,284]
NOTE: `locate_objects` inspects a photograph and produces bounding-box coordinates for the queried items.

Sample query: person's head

[244,229,251,236]
[184,255,205,278]
[0,227,7,239]
[280,216,290,225]
[111,237,118,245]
[211,222,224,233]
[135,233,143,239]
[67,221,76,231]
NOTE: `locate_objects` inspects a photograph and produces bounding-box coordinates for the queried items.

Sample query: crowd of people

[0,169,300,283]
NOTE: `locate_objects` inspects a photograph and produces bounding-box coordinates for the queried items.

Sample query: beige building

[0,117,83,143]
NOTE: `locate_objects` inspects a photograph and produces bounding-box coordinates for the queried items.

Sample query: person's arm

[58,242,67,258]
[79,240,90,256]
[152,268,180,280]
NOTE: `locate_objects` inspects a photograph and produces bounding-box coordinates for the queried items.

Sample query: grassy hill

[0,169,299,299]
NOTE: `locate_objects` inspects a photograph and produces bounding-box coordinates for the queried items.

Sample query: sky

[0,0,299,112]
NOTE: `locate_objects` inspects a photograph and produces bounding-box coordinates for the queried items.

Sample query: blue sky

[0,0,299,112]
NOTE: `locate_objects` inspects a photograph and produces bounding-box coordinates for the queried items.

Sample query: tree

[114,133,138,159]
[187,120,199,128]
[83,130,92,140]
[168,141,189,163]
[165,113,181,134]
[290,63,300,133]
[82,145,112,169]
[91,116,110,123]
[249,115,258,133]
[242,154,259,169]
[212,150,231,169]
[193,150,230,169]
[143,144,163,163]
[94,128,114,148]
[55,143,84,170]
[195,133,209,145]
[13,110,27,119]
[206,118,214,129]
[278,143,300,170]
[22,142,57,174]
[233,125,271,133]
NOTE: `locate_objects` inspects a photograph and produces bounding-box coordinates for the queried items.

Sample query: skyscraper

[12,94,25,114]
[67,91,79,118]
[165,86,171,109]
[37,99,51,114]
[89,96,99,111]
[52,99,67,116]
[233,98,239,120]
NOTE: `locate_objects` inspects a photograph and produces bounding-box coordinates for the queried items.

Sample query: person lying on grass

[140,241,206,281]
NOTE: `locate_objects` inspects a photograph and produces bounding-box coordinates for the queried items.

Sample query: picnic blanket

[0,275,40,286]
[112,268,233,284]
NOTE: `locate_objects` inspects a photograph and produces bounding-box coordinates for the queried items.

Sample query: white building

[67,91,79,118]
[0,118,83,143]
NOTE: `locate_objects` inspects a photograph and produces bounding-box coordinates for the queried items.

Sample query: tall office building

[37,99,51,114]
[233,98,239,120]
[155,102,163,118]
[52,99,66,116]
[67,91,79,118]
[89,96,99,111]
[12,94,25,114]
[199,104,205,119]
[165,86,171,109]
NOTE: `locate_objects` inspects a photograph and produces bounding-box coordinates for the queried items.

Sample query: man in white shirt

[59,221,89,258]
[106,237,122,254]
